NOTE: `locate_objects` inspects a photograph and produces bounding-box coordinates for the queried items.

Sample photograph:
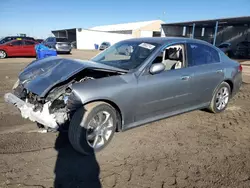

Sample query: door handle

[181,76,190,81]
[216,69,223,73]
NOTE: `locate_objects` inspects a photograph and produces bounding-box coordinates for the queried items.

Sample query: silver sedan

[5,37,242,155]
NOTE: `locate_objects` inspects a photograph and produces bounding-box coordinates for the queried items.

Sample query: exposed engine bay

[6,69,122,130]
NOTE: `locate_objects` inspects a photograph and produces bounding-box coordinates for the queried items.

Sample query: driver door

[7,40,24,56]
[135,43,194,121]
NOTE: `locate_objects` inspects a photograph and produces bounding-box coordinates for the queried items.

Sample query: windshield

[0,37,9,44]
[91,41,159,70]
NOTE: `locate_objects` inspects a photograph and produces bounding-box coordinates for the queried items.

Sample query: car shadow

[54,110,101,188]
[57,52,72,55]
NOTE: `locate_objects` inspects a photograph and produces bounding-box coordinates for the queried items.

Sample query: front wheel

[68,102,117,155]
[209,82,231,113]
[0,50,7,59]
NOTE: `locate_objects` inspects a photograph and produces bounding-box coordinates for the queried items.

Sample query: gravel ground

[0,51,250,188]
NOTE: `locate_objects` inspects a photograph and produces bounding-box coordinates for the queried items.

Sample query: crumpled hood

[19,56,126,97]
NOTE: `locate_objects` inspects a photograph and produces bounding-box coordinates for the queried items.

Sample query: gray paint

[19,57,127,97]
[18,37,242,131]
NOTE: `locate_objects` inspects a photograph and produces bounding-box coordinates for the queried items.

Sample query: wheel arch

[0,49,7,58]
[212,80,233,100]
[83,99,123,132]
[223,79,234,93]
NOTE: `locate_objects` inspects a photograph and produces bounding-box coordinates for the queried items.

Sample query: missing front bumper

[4,93,59,129]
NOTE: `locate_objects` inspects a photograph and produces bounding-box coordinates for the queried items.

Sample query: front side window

[151,44,185,71]
[187,43,220,67]
[47,38,55,42]
[0,37,14,44]
[92,41,159,71]
[11,40,23,46]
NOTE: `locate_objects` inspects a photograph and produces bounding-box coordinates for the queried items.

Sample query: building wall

[140,30,153,37]
[132,20,163,38]
[161,24,250,45]
[139,20,163,32]
[76,29,133,50]
[215,25,250,45]
[108,30,133,34]
[52,29,76,42]
[132,29,141,37]
[161,26,183,37]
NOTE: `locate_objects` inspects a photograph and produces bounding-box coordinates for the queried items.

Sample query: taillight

[239,64,243,72]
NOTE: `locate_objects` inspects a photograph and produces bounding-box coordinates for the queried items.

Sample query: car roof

[122,37,212,46]
[219,42,231,45]
[5,39,37,44]
[3,36,34,39]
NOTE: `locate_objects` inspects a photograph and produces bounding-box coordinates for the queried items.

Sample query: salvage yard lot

[1,50,250,188]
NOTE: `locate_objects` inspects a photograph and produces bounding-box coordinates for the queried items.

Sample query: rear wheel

[0,50,7,59]
[68,102,117,155]
[209,82,231,113]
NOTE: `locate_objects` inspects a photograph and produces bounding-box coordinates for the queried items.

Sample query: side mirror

[149,63,165,74]
[8,43,13,46]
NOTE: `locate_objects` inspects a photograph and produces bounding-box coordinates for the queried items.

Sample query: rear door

[186,42,224,104]
[7,40,24,56]
[23,40,36,56]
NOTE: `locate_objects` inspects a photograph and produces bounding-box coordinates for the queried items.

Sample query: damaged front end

[4,93,63,129]
[4,57,125,131]
[5,81,72,130]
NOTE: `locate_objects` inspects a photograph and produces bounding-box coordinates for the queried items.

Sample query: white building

[51,20,164,50]
[90,20,164,38]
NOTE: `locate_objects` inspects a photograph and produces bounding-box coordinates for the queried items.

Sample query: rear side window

[11,41,23,46]
[24,41,35,45]
[187,43,220,67]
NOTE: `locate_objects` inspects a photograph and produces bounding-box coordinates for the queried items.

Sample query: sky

[0,0,249,39]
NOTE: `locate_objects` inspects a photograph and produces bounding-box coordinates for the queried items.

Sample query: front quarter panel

[70,73,138,125]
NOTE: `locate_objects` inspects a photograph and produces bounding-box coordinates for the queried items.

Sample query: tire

[68,102,117,155]
[209,82,231,113]
[0,50,7,59]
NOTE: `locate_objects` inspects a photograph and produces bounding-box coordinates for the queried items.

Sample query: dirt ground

[1,50,250,188]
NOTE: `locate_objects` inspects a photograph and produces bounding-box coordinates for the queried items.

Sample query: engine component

[79,76,94,82]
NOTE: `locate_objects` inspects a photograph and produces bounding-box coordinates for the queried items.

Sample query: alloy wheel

[0,51,6,59]
[215,87,229,110]
[86,111,114,149]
